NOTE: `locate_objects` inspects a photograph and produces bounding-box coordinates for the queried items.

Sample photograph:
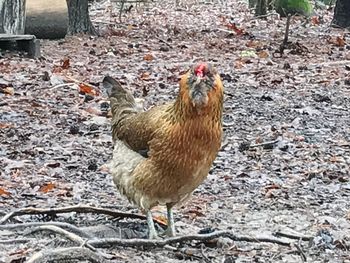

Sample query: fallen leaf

[225,22,245,35]
[61,58,70,69]
[264,184,280,191]
[0,187,10,196]
[39,182,55,193]
[328,36,346,47]
[79,83,98,96]
[336,36,346,47]
[140,72,151,80]
[0,123,13,129]
[143,54,154,61]
[311,16,320,26]
[0,87,14,95]
[85,106,102,116]
[258,50,269,59]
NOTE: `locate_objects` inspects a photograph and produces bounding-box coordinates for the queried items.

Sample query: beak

[190,77,209,107]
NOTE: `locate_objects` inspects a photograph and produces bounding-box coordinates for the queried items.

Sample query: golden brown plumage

[104,63,223,238]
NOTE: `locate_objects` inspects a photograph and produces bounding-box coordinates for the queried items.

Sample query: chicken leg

[163,203,176,237]
[146,210,158,239]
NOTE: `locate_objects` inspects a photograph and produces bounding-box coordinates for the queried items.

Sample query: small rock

[69,125,80,135]
[87,160,98,171]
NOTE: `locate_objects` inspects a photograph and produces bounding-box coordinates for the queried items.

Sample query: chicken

[103,63,223,239]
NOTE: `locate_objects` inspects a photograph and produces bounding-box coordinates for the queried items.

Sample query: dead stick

[0,205,166,227]
[27,247,106,263]
[0,205,167,227]
[249,140,279,148]
[0,238,31,244]
[0,221,92,238]
[274,230,312,241]
[25,225,96,251]
[88,230,292,248]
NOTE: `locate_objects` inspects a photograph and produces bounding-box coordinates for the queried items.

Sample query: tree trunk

[249,0,257,9]
[66,0,97,35]
[255,0,267,16]
[0,0,26,34]
[331,0,350,28]
[25,0,68,39]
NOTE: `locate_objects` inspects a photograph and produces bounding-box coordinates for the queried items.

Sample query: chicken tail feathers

[103,76,138,129]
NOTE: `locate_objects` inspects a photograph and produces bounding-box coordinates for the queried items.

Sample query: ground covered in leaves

[1,0,350,262]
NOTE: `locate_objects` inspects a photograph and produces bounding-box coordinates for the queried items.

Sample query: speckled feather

[105,66,223,211]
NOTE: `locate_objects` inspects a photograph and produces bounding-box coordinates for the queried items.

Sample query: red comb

[195,64,206,77]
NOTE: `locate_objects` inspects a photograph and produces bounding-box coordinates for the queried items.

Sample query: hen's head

[179,63,223,111]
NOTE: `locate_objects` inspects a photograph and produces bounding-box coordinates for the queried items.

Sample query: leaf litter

[0,0,350,262]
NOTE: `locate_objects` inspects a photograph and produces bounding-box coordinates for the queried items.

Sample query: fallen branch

[27,247,107,263]
[49,82,76,90]
[0,205,166,227]
[0,238,32,245]
[25,225,96,251]
[0,221,92,238]
[274,230,313,241]
[294,243,307,262]
[154,36,173,48]
[249,140,279,149]
[88,230,292,248]
[164,245,202,260]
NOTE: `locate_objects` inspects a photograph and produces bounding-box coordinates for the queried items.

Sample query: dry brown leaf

[39,182,55,193]
[140,72,151,80]
[258,50,269,59]
[234,59,245,69]
[0,123,13,129]
[225,22,245,35]
[79,83,98,96]
[264,184,280,191]
[336,36,346,47]
[311,16,320,26]
[0,187,10,196]
[328,36,346,47]
[246,40,261,48]
[0,87,14,95]
[329,156,343,163]
[85,106,102,116]
[61,58,70,69]
[143,54,154,61]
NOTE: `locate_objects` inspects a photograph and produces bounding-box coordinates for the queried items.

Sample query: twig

[294,243,307,262]
[253,13,279,19]
[164,245,202,260]
[49,83,76,90]
[0,222,92,238]
[25,225,96,251]
[0,238,31,244]
[0,205,166,227]
[200,243,211,263]
[154,36,173,48]
[27,247,107,263]
[249,140,279,149]
[88,230,292,248]
[274,230,312,241]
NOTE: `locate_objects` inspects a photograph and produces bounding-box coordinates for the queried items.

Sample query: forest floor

[1,0,350,262]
